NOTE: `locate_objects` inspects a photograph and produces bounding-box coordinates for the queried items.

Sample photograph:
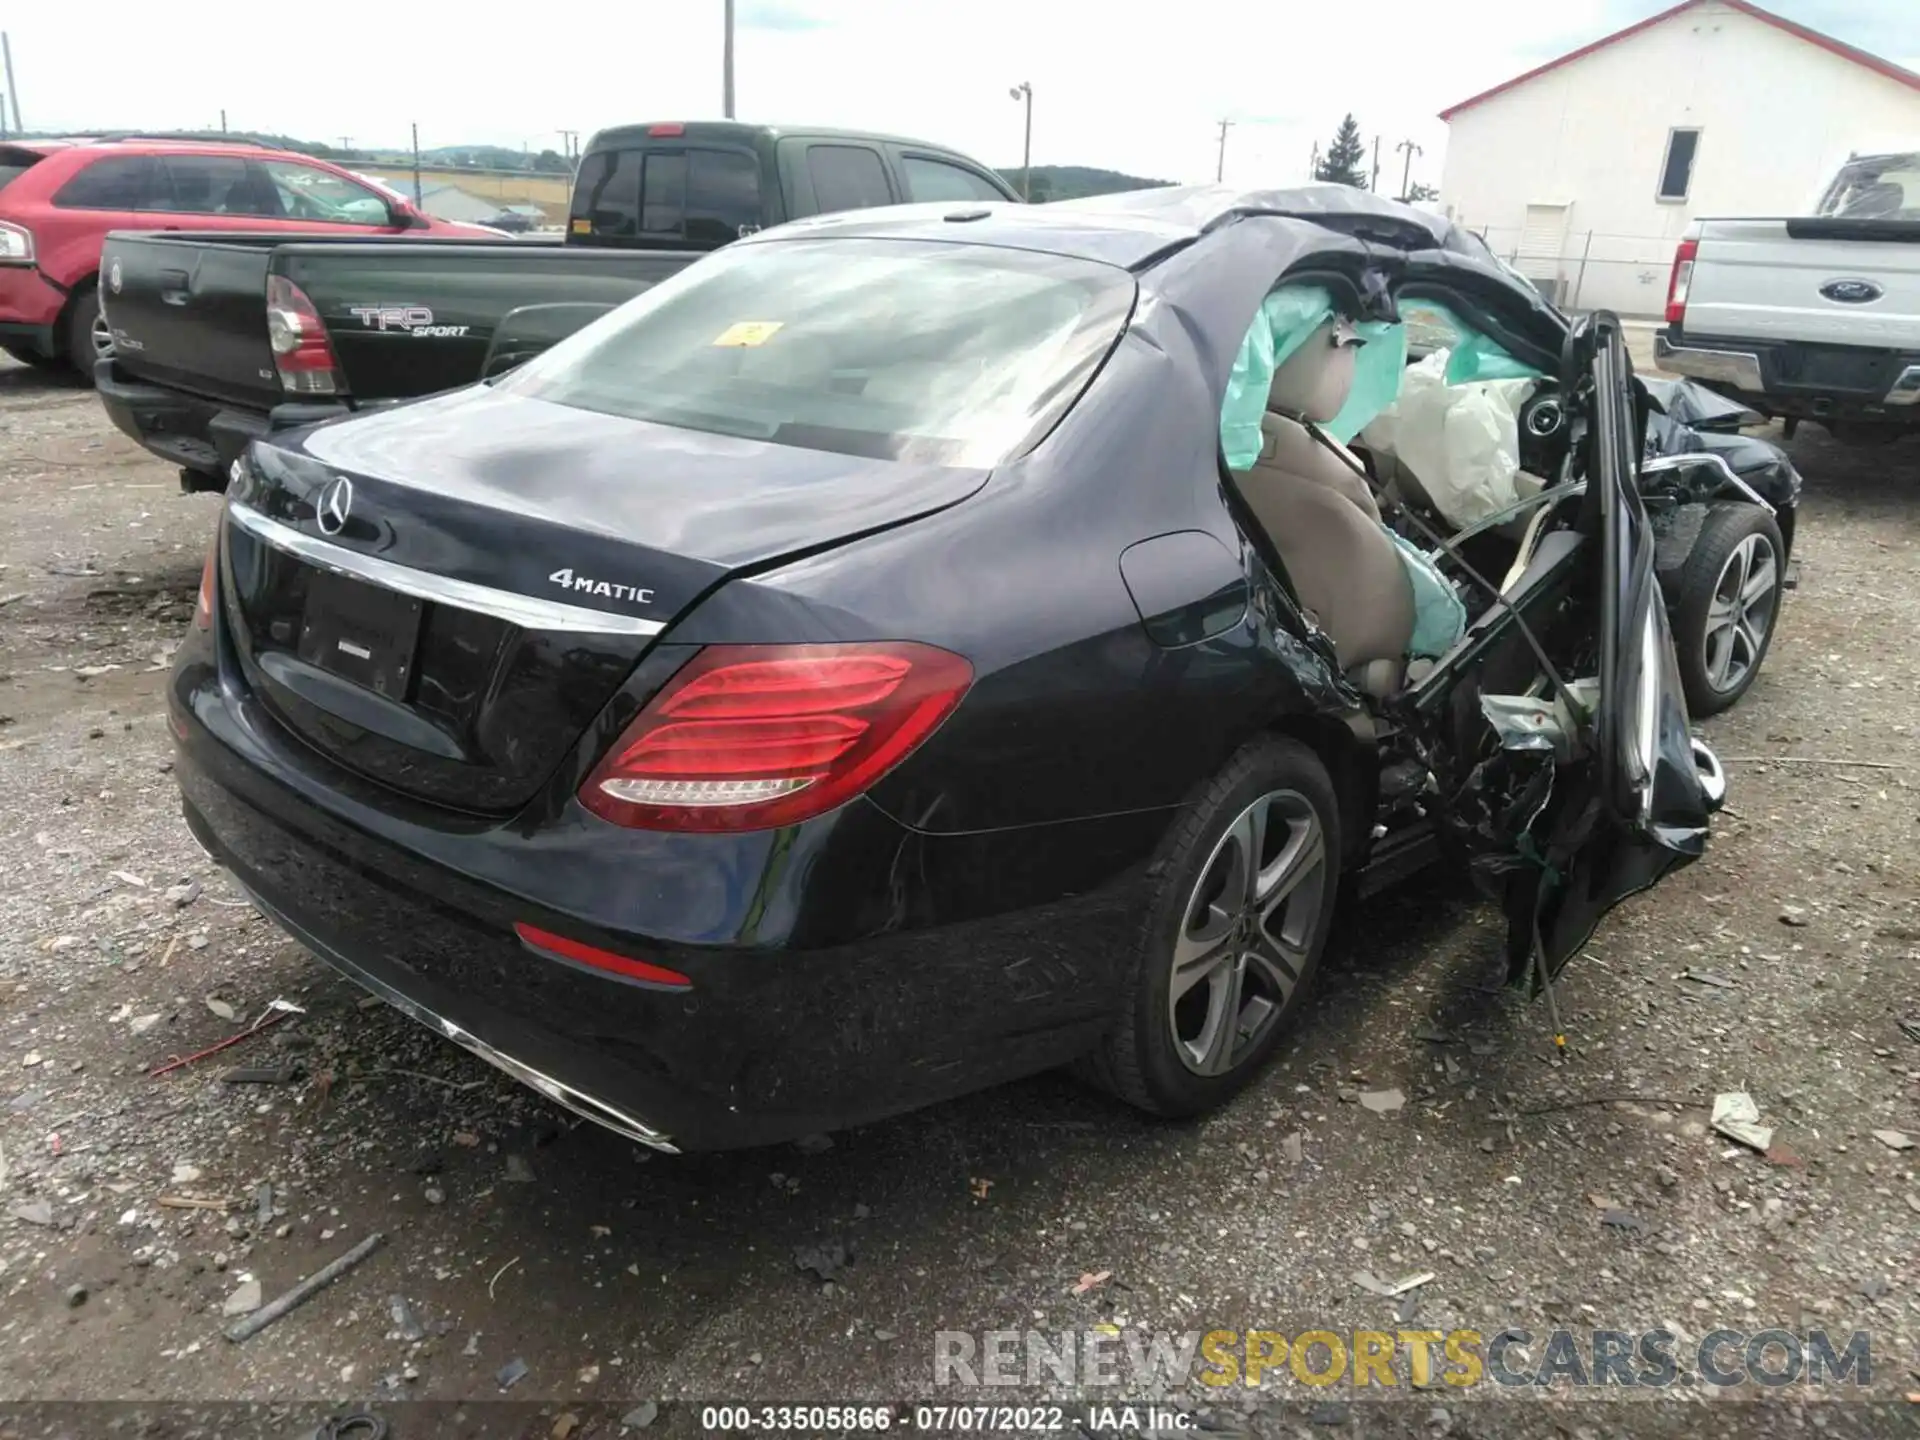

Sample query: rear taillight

[0,221,34,264]
[193,542,216,629]
[580,642,973,832]
[1665,237,1698,326]
[265,275,344,395]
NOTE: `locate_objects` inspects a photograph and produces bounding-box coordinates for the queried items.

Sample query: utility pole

[219,109,228,134]
[1009,82,1033,199]
[1395,138,1424,200]
[559,130,579,169]
[1215,119,1234,183]
[2,34,20,135]
[410,122,422,206]
[1370,135,1381,191]
[723,0,736,119]
[338,136,353,153]
[1309,142,1320,183]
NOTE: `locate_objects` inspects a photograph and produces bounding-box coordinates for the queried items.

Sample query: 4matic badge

[548,568,655,606]
[347,305,469,338]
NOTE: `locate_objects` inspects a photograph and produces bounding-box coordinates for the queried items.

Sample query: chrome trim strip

[1653,334,1764,391]
[228,875,679,1153]
[1639,453,1775,515]
[226,500,665,638]
[1886,364,1920,406]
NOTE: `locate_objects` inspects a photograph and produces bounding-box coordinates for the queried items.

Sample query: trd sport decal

[347,305,470,338]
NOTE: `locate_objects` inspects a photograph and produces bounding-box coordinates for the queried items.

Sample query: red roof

[1439,0,1920,121]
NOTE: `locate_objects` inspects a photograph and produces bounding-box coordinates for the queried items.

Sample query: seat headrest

[1268,319,1359,424]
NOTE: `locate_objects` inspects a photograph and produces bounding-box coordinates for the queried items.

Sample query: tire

[1,342,63,371]
[1083,735,1341,1117]
[1672,503,1785,718]
[62,284,112,380]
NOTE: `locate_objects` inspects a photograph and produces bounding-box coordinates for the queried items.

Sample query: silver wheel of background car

[90,308,115,363]
[1169,788,1327,1077]
[1702,532,1777,696]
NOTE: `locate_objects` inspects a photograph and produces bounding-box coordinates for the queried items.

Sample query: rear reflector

[513,922,692,989]
[193,542,216,629]
[265,274,344,396]
[580,642,972,832]
[1665,237,1698,326]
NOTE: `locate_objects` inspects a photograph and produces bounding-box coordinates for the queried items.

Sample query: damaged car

[171,186,1749,1150]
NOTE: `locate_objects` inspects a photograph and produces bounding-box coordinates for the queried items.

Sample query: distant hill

[999,165,1174,202]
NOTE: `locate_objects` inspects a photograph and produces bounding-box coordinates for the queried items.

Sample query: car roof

[584,120,992,156]
[26,135,304,159]
[738,183,1482,271]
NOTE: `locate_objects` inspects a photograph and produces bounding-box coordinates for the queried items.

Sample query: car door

[1508,312,1720,985]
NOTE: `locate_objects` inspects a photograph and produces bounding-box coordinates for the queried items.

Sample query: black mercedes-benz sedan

[170,185,1736,1151]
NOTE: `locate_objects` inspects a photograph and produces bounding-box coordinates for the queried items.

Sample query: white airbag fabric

[1362,350,1534,529]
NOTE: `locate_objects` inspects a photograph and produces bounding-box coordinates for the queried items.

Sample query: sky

[6,0,1914,187]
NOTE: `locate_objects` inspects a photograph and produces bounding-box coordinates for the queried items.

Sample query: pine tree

[1315,115,1369,189]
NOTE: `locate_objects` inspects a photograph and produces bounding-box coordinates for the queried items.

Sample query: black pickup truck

[96,122,1018,491]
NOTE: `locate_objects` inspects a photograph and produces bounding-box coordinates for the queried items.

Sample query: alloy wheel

[91,307,115,363]
[1703,532,1777,694]
[1168,789,1328,1076]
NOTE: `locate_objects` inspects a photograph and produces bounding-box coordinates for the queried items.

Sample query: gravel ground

[0,357,1915,1439]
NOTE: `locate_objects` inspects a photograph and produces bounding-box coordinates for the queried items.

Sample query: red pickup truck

[0,134,490,376]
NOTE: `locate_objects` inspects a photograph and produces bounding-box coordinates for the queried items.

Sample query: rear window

[1818,153,1920,220]
[501,238,1135,466]
[576,146,762,244]
[576,148,643,236]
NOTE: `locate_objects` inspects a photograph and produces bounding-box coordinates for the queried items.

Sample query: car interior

[1222,280,1590,718]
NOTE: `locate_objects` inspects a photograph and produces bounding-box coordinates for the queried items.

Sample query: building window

[1658,129,1701,202]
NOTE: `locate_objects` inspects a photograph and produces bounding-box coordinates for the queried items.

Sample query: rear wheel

[1084,736,1340,1117]
[1672,504,1784,717]
[62,285,112,380]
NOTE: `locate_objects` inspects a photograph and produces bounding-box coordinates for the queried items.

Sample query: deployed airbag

[1221,285,1405,468]
[1387,531,1468,657]
[1362,349,1535,529]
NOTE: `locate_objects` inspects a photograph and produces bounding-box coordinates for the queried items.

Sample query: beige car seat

[1234,321,1416,697]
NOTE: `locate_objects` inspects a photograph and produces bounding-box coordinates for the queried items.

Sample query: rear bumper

[1657,327,1920,425]
[95,359,351,480]
[0,265,68,353]
[169,601,1159,1151]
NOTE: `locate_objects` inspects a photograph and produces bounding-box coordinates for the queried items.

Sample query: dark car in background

[170,187,1732,1153]
[94,121,1020,491]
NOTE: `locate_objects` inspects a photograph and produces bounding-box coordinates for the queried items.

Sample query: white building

[1436,0,1920,315]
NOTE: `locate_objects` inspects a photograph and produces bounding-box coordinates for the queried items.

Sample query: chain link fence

[1469,226,1686,318]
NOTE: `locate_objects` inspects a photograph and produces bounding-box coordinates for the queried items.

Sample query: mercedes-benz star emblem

[315,477,354,536]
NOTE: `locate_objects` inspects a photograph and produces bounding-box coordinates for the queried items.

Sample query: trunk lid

[221,385,987,812]
[102,233,285,409]
[1687,217,1920,348]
